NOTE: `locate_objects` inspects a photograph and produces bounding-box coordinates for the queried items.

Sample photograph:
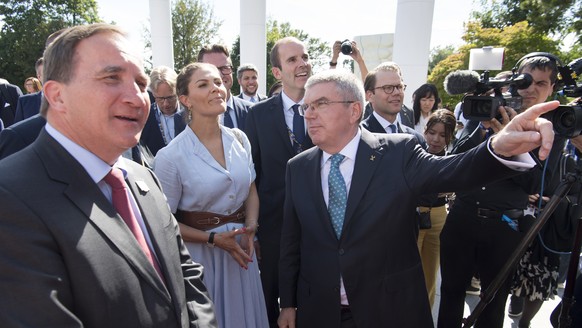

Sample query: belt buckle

[197,217,221,225]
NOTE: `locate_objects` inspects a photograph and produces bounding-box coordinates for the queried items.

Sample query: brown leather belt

[176,206,245,231]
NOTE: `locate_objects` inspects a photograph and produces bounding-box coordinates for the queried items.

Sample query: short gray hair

[305,69,365,108]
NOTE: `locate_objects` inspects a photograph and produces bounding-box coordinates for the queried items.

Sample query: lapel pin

[370,155,376,161]
[135,180,150,193]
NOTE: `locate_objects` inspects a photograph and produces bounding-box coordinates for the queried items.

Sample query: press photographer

[438,52,569,328]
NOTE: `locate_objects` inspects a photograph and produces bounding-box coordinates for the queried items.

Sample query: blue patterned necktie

[292,104,305,144]
[328,154,347,238]
[223,107,234,128]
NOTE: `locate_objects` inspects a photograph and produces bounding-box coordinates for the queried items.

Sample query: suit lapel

[304,148,336,237]
[35,132,170,301]
[343,130,386,230]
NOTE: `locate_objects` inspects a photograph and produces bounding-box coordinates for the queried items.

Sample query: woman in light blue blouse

[154,62,268,328]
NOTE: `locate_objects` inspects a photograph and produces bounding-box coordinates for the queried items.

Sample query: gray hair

[305,70,365,110]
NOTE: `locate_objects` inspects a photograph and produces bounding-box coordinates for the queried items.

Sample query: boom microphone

[444,70,480,95]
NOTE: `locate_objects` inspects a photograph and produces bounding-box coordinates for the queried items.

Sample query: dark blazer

[0,114,46,160]
[229,96,252,130]
[237,93,266,102]
[279,129,519,328]
[14,91,42,123]
[244,93,314,325]
[360,112,427,148]
[363,103,415,129]
[0,82,23,127]
[0,130,217,327]
[139,104,187,156]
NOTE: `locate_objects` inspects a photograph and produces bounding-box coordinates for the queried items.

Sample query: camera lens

[341,40,352,55]
[558,110,575,128]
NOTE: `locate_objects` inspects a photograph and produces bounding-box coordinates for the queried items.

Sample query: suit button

[338,249,345,255]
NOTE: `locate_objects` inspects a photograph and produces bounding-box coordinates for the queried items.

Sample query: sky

[95,0,477,53]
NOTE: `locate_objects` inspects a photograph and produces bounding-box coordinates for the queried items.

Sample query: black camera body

[341,40,352,55]
[542,102,582,138]
[462,73,531,121]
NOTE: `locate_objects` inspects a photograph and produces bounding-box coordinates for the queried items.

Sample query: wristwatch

[207,232,216,248]
[329,61,337,67]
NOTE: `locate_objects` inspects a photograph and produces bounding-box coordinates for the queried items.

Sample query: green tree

[428,21,561,107]
[473,0,582,43]
[172,0,222,70]
[429,45,455,75]
[0,0,101,84]
[230,20,331,95]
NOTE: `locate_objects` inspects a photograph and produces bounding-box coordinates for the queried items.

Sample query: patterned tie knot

[330,153,345,168]
[104,167,126,190]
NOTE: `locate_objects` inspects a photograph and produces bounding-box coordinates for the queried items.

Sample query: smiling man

[0,23,217,328]
[244,36,314,327]
[237,63,266,103]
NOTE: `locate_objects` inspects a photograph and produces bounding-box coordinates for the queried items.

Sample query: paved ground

[432,273,564,328]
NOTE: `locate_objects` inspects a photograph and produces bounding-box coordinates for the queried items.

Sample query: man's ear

[365,89,374,102]
[350,102,363,123]
[42,80,66,113]
[272,66,282,80]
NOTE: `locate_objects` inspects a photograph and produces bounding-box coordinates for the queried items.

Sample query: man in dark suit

[236,63,266,103]
[198,44,252,130]
[0,114,46,160]
[0,23,217,327]
[244,36,314,327]
[140,66,185,156]
[277,69,557,328]
[13,91,42,123]
[361,63,425,147]
[0,79,23,127]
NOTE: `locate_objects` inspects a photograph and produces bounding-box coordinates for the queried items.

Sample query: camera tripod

[462,170,582,328]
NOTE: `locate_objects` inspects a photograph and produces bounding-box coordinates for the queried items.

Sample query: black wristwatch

[329,61,337,67]
[207,232,216,248]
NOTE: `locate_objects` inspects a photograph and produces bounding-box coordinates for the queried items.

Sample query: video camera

[444,47,533,121]
[541,57,582,138]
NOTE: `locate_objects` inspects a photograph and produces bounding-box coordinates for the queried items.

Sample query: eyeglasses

[372,84,407,94]
[217,65,233,75]
[154,95,177,103]
[298,100,355,116]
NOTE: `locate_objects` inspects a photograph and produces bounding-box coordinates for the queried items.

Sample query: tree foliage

[171,0,222,70]
[428,21,561,107]
[472,0,582,43]
[230,20,331,95]
[429,45,455,75]
[0,0,100,84]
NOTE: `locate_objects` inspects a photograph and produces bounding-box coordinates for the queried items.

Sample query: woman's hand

[240,225,257,258]
[214,228,253,269]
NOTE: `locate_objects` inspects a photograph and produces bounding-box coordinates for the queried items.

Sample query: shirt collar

[373,111,398,131]
[321,129,361,166]
[280,90,304,112]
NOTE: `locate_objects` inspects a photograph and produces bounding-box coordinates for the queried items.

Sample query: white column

[149,0,174,69]
[240,0,267,96]
[392,0,435,107]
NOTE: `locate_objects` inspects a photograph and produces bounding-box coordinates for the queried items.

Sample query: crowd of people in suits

[1,21,581,328]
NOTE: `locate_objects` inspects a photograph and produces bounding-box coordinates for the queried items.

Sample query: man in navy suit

[198,44,252,130]
[0,79,23,127]
[361,62,426,146]
[140,66,185,156]
[244,36,314,328]
[277,69,557,328]
[236,63,266,103]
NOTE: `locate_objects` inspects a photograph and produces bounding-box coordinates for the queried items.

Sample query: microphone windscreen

[444,70,480,95]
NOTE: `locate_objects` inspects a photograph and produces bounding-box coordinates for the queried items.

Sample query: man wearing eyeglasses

[277,69,558,328]
[361,62,425,146]
[197,44,252,130]
[140,65,185,156]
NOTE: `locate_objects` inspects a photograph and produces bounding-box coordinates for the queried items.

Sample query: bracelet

[207,232,216,248]
[329,61,337,67]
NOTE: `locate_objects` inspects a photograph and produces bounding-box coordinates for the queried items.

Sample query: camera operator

[438,53,565,328]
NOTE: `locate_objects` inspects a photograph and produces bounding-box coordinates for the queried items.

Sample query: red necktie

[104,168,164,282]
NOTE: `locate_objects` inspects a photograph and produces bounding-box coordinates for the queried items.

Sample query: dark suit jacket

[244,94,314,246]
[279,129,519,328]
[139,105,187,156]
[14,91,42,123]
[0,83,23,127]
[237,93,266,102]
[360,112,427,148]
[0,130,217,327]
[0,114,46,160]
[362,103,415,129]
[230,96,252,130]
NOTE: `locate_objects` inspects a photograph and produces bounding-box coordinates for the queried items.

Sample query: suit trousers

[258,238,281,328]
[417,204,447,307]
[438,204,525,328]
